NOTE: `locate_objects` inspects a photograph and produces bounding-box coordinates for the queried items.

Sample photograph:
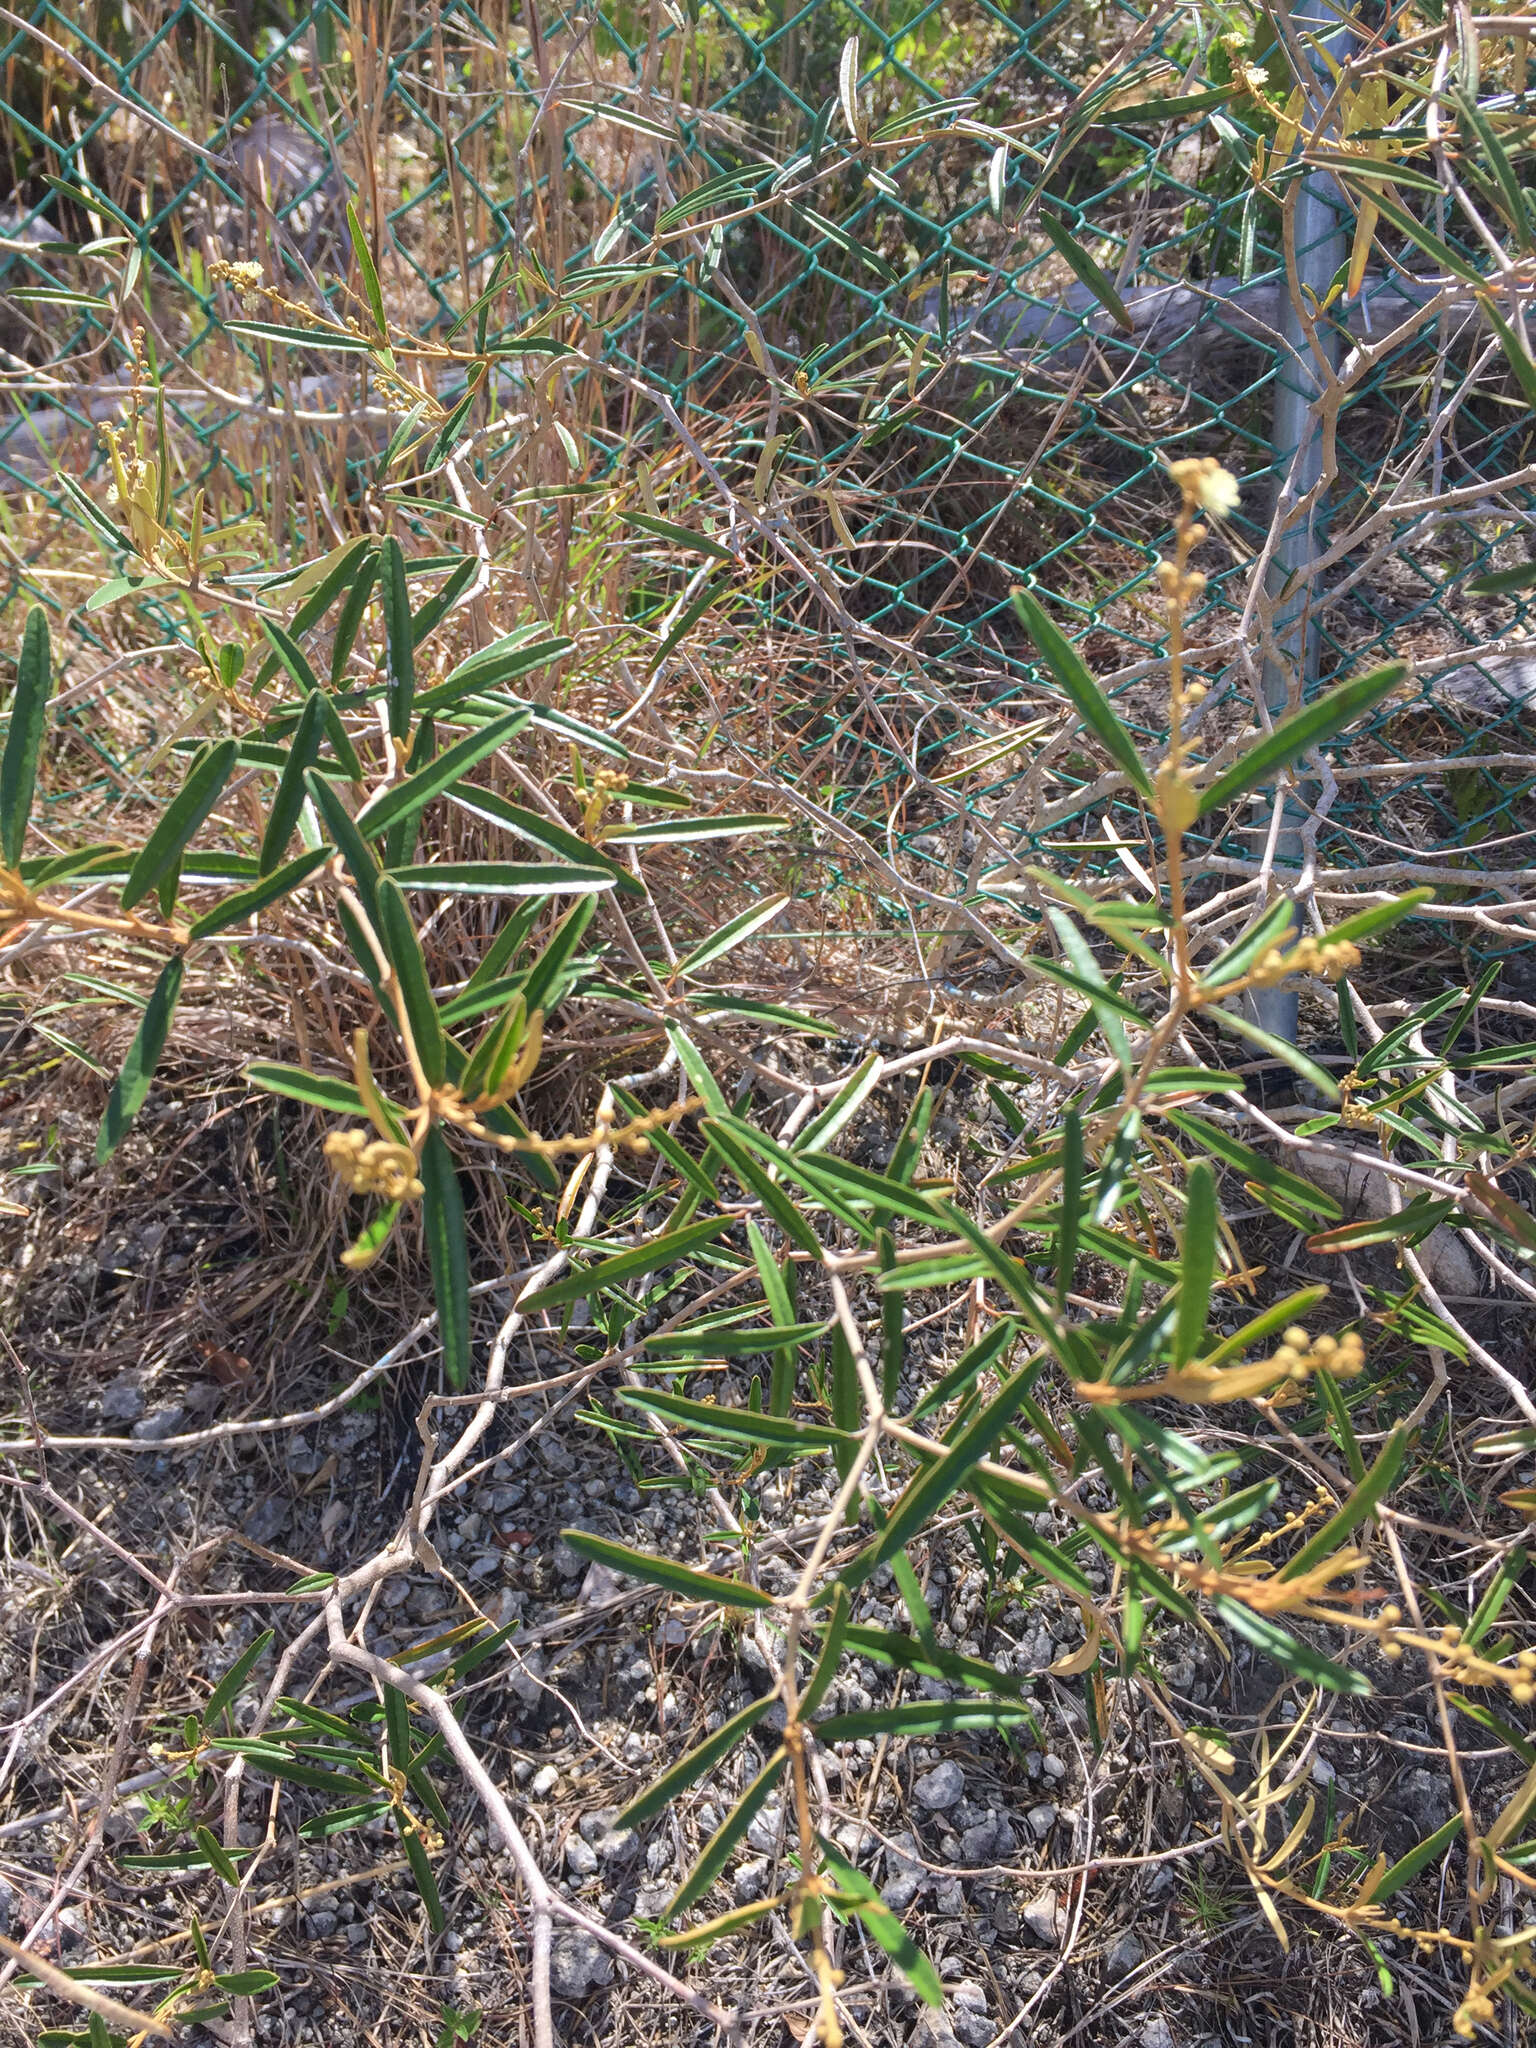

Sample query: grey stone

[548,1929,614,1999]
[1025,1802,1058,1839]
[131,1405,186,1443]
[99,1375,144,1425]
[1106,1933,1143,1980]
[934,1878,966,1915]
[1397,1768,1445,1831]
[242,1495,290,1544]
[407,1582,449,1624]
[746,1797,783,1855]
[960,1815,1013,1863]
[1023,1890,1067,1944]
[954,2013,993,2048]
[1141,2022,1175,2048]
[1040,1753,1066,1782]
[565,1836,599,1879]
[914,1760,965,1811]
[881,1871,923,1911]
[529,1763,560,1797]
[733,1856,770,1904]
[302,1910,338,1939]
[580,1561,623,1604]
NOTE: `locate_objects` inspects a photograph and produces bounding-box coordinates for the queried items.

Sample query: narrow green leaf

[878,1229,903,1408]
[618,1694,772,1828]
[656,1897,779,1949]
[212,1969,280,1995]
[330,550,378,688]
[1106,85,1234,121]
[1175,1162,1216,1369]
[818,1836,943,2007]
[429,629,576,705]
[701,1120,824,1254]
[617,508,735,559]
[206,1741,373,1795]
[381,538,414,739]
[1468,561,1536,597]
[1200,896,1298,992]
[1206,1003,1340,1100]
[795,1053,884,1154]
[911,1319,1023,1422]
[258,691,324,874]
[1165,1109,1341,1218]
[1366,1813,1464,1903]
[560,1529,773,1609]
[402,1820,446,1932]
[120,739,238,910]
[1447,1694,1536,1767]
[520,1216,731,1314]
[420,1127,469,1389]
[194,1825,241,1886]
[204,1628,274,1725]
[1196,663,1407,817]
[391,859,612,898]
[840,1355,1043,1590]
[520,892,599,1017]
[244,1063,366,1116]
[814,1698,1037,1740]
[1317,889,1436,950]
[446,783,641,893]
[96,955,184,1162]
[228,318,378,350]
[192,846,330,940]
[1465,1546,1528,1651]
[1,607,52,867]
[347,197,388,337]
[1314,1366,1366,1483]
[259,615,321,696]
[1010,587,1153,795]
[1281,1426,1408,1580]
[750,1223,800,1420]
[641,1321,832,1359]
[377,878,446,1086]
[799,1583,850,1721]
[1038,208,1132,330]
[1057,1111,1083,1306]
[650,573,733,674]
[1480,297,1536,409]
[668,1751,786,1916]
[1211,1597,1371,1695]
[355,708,531,841]
[383,1684,412,1773]
[838,1623,1028,1700]
[677,894,789,978]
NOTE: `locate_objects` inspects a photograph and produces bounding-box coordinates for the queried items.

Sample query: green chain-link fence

[1,0,1532,948]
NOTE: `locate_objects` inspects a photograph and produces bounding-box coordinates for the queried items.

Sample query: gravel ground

[0,1082,1524,2048]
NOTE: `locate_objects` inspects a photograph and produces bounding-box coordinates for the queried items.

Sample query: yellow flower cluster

[1372,1610,1536,1704]
[1168,455,1242,518]
[323,1128,424,1201]
[1250,936,1363,988]
[208,256,266,308]
[1270,1325,1364,1385]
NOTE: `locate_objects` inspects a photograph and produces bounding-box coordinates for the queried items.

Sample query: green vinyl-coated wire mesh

[0,0,1532,948]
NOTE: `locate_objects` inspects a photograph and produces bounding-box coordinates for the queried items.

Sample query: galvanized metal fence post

[1251,0,1357,1047]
